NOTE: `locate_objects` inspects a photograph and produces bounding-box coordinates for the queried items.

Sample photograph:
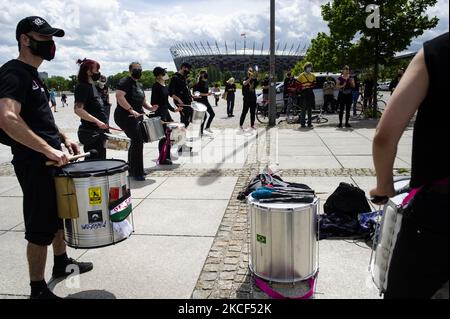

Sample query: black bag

[324,183,371,219]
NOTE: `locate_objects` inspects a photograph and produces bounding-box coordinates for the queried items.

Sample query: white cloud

[0,0,447,77]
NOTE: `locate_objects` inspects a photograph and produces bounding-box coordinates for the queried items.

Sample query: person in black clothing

[336,65,355,128]
[283,72,294,114]
[363,73,375,110]
[169,62,193,129]
[261,74,270,102]
[151,67,178,165]
[225,77,236,117]
[61,93,68,107]
[194,70,215,135]
[114,62,158,181]
[240,67,259,130]
[351,73,360,116]
[371,32,449,299]
[0,16,92,300]
[74,58,108,159]
[96,75,111,128]
[389,68,405,95]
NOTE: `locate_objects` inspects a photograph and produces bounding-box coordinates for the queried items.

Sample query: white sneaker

[205,128,214,134]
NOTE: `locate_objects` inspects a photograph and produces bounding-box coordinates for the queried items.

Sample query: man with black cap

[0,16,93,299]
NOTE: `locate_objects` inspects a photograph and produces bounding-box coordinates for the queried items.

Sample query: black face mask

[132,69,142,80]
[184,70,191,77]
[92,72,101,82]
[203,74,208,80]
[27,36,56,61]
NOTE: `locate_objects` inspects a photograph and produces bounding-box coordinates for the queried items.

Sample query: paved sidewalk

[0,91,413,299]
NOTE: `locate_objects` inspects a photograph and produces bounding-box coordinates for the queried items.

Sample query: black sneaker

[345,123,352,128]
[30,288,62,300]
[338,123,343,128]
[308,124,314,128]
[160,159,173,165]
[52,258,93,280]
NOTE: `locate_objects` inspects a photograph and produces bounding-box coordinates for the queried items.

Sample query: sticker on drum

[89,187,102,205]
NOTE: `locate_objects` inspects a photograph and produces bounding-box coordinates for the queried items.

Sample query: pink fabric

[254,275,317,300]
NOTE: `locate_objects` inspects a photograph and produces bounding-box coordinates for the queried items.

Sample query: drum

[168,123,186,146]
[370,178,411,295]
[191,102,208,123]
[104,133,131,151]
[141,117,165,143]
[55,160,134,249]
[248,195,319,283]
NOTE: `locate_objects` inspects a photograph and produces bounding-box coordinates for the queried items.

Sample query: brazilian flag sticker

[257,234,267,244]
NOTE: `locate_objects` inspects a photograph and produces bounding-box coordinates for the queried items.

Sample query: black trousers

[114,114,144,177]
[227,96,235,116]
[180,105,193,129]
[201,99,215,133]
[240,97,256,127]
[323,94,335,112]
[338,93,353,125]
[300,90,315,126]
[385,188,449,299]
[77,127,106,160]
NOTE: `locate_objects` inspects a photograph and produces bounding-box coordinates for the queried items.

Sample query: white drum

[168,123,186,146]
[141,117,165,143]
[371,178,411,295]
[248,195,320,283]
[191,102,207,123]
[104,133,131,151]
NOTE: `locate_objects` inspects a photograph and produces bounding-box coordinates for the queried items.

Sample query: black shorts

[14,164,63,246]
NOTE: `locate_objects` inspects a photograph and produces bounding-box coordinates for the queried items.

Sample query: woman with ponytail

[74,58,108,159]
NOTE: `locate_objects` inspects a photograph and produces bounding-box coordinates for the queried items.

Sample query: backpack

[324,183,371,219]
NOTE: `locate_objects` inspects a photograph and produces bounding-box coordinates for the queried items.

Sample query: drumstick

[45,150,98,167]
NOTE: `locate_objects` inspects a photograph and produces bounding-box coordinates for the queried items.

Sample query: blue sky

[0,0,448,77]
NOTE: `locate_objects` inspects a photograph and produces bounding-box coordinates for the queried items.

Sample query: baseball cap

[16,16,65,41]
[153,67,167,77]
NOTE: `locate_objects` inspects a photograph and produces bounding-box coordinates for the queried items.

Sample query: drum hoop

[57,160,129,178]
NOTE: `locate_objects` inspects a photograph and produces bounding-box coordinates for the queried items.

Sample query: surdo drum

[55,160,134,249]
[141,117,165,143]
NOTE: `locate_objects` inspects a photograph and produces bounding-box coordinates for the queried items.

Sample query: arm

[0,98,70,166]
[74,102,108,129]
[370,49,429,199]
[142,95,158,112]
[116,90,141,118]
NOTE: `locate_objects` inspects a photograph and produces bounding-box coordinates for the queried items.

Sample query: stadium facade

[170,41,306,80]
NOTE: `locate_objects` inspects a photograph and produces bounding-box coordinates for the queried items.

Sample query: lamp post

[269,0,276,127]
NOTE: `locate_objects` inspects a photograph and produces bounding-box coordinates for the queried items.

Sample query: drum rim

[56,159,129,178]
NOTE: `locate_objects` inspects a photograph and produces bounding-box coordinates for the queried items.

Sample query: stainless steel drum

[371,178,411,295]
[104,133,131,151]
[55,160,134,249]
[168,123,186,146]
[141,117,165,143]
[191,102,207,123]
[248,195,320,283]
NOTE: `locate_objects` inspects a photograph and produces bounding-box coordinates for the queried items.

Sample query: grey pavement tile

[130,177,168,199]
[0,185,23,197]
[336,156,410,169]
[52,235,214,299]
[327,144,373,156]
[182,162,245,170]
[133,199,229,236]
[315,240,380,299]
[0,232,86,296]
[148,177,238,200]
[276,156,342,169]
[0,199,23,231]
[0,177,20,195]
[277,145,333,156]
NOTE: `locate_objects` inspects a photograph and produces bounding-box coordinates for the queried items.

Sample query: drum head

[57,160,129,178]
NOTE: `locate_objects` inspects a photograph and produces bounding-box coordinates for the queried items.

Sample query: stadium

[170,40,306,80]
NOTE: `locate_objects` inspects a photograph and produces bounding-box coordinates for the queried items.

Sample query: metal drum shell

[191,102,207,123]
[57,160,134,249]
[142,117,165,143]
[104,133,131,151]
[248,196,320,283]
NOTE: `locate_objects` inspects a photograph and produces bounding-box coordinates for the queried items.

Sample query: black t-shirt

[411,32,449,188]
[242,77,258,99]
[225,83,236,97]
[116,76,145,118]
[75,83,107,130]
[364,79,375,95]
[262,79,269,94]
[0,59,61,163]
[151,82,174,123]
[169,72,192,106]
[193,80,209,103]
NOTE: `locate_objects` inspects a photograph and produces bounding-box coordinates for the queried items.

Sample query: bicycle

[355,92,385,119]
[285,95,328,125]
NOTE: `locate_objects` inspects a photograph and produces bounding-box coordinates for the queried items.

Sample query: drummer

[74,58,108,159]
[194,70,215,136]
[151,67,179,165]
[114,62,158,181]
[0,16,93,299]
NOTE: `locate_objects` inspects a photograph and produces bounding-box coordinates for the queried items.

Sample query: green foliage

[108,71,129,90]
[45,76,71,92]
[304,0,439,74]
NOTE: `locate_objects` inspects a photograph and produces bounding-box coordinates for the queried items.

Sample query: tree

[317,0,439,115]
[46,76,70,92]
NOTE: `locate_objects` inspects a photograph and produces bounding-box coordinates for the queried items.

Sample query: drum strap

[254,273,317,300]
[402,177,449,207]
